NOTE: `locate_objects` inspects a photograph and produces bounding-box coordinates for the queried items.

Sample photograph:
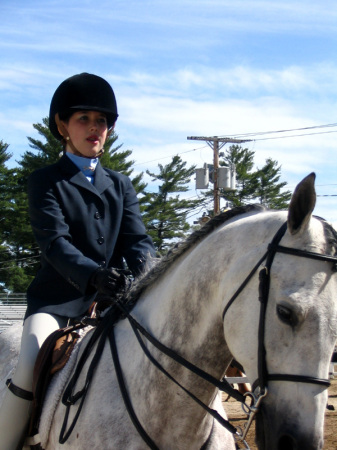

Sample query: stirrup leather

[6,378,33,401]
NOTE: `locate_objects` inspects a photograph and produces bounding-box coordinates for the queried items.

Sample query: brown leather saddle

[27,322,85,443]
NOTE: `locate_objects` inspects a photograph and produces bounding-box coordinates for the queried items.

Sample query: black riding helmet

[49,73,118,141]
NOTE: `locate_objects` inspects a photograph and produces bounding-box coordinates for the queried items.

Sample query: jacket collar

[57,154,114,195]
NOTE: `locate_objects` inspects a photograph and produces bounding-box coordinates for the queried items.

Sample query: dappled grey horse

[0,172,336,449]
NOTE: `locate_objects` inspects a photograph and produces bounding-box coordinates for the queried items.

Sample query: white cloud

[114,63,337,99]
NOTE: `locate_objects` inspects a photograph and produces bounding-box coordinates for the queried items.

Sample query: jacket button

[94,211,101,219]
[97,236,105,244]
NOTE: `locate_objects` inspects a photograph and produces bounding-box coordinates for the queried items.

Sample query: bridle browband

[60,220,336,449]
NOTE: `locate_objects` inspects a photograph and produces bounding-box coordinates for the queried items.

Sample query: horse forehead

[272,217,337,300]
[284,216,331,250]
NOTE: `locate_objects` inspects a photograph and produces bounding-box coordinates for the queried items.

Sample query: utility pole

[187,136,252,214]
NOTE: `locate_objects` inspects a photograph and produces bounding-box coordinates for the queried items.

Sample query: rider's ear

[287,172,316,235]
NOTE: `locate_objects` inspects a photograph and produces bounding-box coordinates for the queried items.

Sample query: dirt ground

[223,378,337,449]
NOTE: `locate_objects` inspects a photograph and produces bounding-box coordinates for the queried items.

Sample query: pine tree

[0,141,14,292]
[19,117,63,181]
[143,155,204,253]
[0,140,13,241]
[255,158,292,209]
[219,145,259,207]
[0,141,36,292]
[218,145,291,209]
[100,134,147,198]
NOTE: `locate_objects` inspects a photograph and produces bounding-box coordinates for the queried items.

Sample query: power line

[220,122,337,139]
[133,123,337,168]
[133,145,208,167]
[252,129,337,142]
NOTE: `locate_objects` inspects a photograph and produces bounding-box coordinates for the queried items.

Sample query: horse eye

[276,305,296,326]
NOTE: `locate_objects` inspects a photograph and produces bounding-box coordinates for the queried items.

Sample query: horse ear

[287,172,316,235]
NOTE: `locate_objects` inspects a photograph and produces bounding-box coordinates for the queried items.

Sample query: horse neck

[133,212,279,380]
[132,265,225,391]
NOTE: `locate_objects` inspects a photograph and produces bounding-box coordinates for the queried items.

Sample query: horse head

[224,173,337,450]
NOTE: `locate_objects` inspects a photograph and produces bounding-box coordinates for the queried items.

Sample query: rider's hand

[89,267,126,295]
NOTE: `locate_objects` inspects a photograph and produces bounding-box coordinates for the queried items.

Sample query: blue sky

[1,0,337,223]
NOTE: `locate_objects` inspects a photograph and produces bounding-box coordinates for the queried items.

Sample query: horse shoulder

[0,323,22,404]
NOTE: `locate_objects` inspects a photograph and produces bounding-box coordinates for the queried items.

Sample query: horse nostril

[278,435,296,450]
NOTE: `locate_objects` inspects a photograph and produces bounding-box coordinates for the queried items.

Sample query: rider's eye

[276,305,298,327]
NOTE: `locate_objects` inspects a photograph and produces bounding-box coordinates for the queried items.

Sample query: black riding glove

[89,267,126,296]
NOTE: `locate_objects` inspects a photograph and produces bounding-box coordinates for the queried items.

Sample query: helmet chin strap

[55,113,112,158]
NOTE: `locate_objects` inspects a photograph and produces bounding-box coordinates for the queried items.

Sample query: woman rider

[0,73,155,449]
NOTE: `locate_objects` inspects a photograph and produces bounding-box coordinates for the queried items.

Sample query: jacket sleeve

[28,170,99,294]
[114,176,156,276]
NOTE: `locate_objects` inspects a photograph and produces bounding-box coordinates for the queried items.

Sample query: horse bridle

[222,220,335,445]
[60,220,336,449]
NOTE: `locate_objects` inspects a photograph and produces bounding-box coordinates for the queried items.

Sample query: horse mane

[320,218,337,256]
[126,203,266,304]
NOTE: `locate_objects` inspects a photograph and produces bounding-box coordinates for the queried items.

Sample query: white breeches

[0,313,67,450]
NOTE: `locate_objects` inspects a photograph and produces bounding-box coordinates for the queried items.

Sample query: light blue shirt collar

[66,152,98,183]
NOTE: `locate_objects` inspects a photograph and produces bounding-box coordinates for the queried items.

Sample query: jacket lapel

[93,162,114,194]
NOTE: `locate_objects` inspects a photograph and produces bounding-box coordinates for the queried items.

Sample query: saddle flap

[51,332,80,375]
[29,326,81,437]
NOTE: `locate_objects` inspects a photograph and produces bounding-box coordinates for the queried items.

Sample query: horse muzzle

[255,402,325,450]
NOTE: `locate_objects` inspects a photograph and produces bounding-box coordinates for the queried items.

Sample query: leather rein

[60,221,336,449]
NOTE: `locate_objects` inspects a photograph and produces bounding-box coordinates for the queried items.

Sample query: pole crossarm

[187,136,252,144]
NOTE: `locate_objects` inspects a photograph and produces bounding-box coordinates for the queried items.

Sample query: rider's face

[62,110,109,158]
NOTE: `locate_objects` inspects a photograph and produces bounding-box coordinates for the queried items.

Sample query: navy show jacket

[26,154,155,319]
